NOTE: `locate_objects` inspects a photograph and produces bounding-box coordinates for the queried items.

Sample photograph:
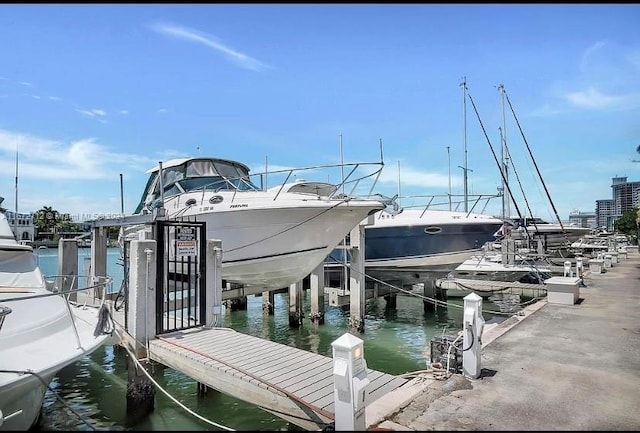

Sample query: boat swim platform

[146,326,408,431]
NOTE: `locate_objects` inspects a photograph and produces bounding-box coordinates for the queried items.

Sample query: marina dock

[147,326,407,431]
[368,246,640,430]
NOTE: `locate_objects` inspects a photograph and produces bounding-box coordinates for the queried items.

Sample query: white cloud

[48,96,62,101]
[149,22,271,72]
[31,95,41,100]
[119,110,129,115]
[540,41,640,114]
[579,40,606,73]
[157,108,168,114]
[564,87,638,110]
[0,129,156,181]
[18,81,32,87]
[76,108,108,119]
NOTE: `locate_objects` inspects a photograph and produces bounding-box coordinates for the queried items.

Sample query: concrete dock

[368,247,640,430]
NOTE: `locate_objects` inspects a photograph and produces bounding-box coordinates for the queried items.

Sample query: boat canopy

[134,157,261,214]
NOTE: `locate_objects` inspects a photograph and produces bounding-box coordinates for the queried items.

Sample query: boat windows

[424,226,443,234]
[179,176,228,192]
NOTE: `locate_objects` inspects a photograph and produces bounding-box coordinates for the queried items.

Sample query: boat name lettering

[230,204,248,208]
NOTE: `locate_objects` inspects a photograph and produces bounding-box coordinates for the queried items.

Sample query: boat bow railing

[389,192,503,217]
[163,160,386,212]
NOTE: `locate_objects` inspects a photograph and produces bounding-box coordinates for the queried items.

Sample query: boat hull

[361,210,504,286]
[0,291,114,431]
[0,371,55,430]
[177,201,383,290]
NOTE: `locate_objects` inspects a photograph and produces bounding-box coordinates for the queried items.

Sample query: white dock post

[603,254,612,268]
[332,332,370,431]
[127,239,157,359]
[563,260,572,277]
[125,242,156,423]
[348,223,366,334]
[91,226,108,299]
[575,257,583,278]
[57,238,78,302]
[205,239,223,328]
[462,293,485,380]
[310,262,325,325]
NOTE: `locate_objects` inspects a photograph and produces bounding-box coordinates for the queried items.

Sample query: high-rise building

[595,176,640,231]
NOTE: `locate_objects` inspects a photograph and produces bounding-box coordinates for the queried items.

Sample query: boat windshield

[134,158,261,214]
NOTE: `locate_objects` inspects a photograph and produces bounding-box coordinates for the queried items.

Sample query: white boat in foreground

[124,156,385,291]
[0,212,117,431]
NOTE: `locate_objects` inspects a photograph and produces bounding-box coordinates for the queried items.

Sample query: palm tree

[34,206,58,234]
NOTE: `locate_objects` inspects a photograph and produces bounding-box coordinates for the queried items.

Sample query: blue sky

[0,4,639,223]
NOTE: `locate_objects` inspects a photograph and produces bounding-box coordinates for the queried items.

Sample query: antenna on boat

[264,155,268,191]
[338,132,348,292]
[339,132,345,196]
[460,77,470,212]
[397,160,401,208]
[447,145,452,211]
[14,138,19,240]
[119,173,124,215]
[498,84,511,220]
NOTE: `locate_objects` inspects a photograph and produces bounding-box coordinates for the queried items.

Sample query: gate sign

[176,240,197,257]
[177,226,196,241]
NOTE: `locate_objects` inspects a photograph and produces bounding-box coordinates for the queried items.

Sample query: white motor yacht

[122,157,385,291]
[0,212,117,431]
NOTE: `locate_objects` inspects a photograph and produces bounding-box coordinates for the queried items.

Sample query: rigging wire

[465,88,534,244]
[503,88,570,248]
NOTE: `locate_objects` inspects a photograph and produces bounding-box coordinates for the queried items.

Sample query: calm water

[32,247,506,431]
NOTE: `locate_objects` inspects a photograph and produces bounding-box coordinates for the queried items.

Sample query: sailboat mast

[447,145,452,211]
[397,160,401,206]
[14,140,18,240]
[498,84,510,220]
[461,77,469,212]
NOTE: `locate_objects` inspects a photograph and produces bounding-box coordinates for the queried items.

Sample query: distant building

[595,176,640,231]
[4,210,35,243]
[568,210,596,229]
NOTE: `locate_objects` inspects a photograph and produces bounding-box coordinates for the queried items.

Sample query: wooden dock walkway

[148,326,408,430]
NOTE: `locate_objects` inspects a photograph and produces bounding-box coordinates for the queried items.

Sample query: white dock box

[588,259,604,274]
[546,276,581,305]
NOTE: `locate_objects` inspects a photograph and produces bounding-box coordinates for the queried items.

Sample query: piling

[348,223,366,334]
[289,280,304,327]
[125,239,157,422]
[262,290,275,316]
[57,238,78,301]
[310,262,325,324]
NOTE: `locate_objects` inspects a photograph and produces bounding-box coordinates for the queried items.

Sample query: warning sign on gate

[176,240,197,257]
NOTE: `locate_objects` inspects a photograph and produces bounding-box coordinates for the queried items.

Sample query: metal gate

[156,220,207,334]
